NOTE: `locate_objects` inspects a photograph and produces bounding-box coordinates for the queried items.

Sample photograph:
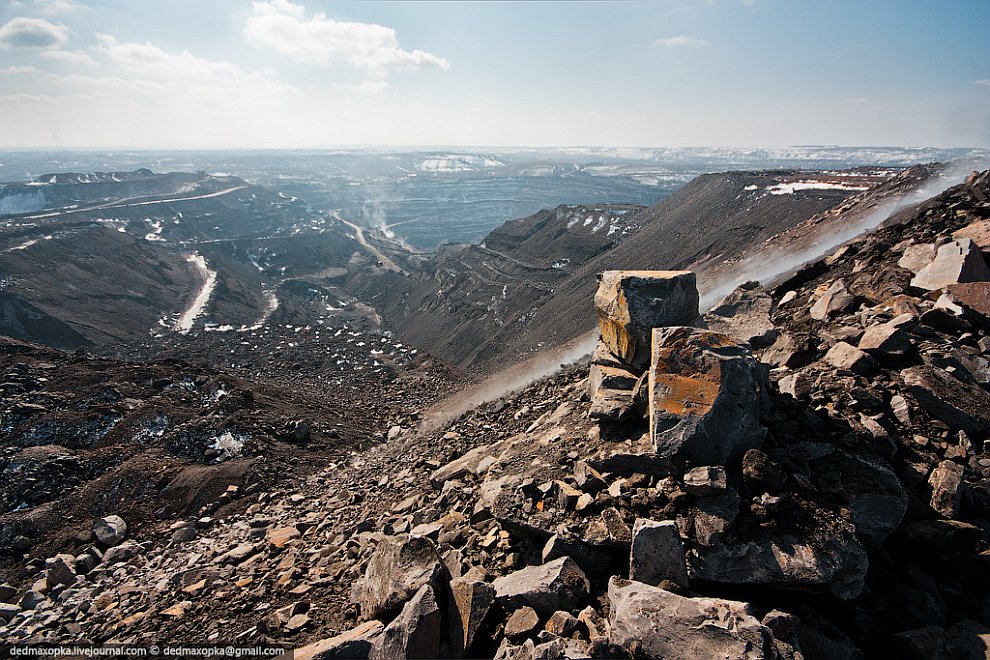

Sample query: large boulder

[595,270,700,371]
[606,578,779,659]
[703,281,778,348]
[686,494,869,600]
[809,449,908,543]
[370,584,443,660]
[649,327,767,466]
[910,238,990,291]
[902,366,990,435]
[351,536,449,620]
[492,556,590,618]
[93,515,127,547]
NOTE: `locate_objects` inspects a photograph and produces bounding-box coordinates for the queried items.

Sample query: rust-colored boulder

[595,270,699,371]
[649,327,767,466]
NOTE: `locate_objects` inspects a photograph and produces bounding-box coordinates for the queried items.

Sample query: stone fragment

[650,327,767,466]
[929,460,965,519]
[810,449,908,543]
[93,515,127,547]
[911,238,990,291]
[45,554,76,588]
[541,534,611,574]
[219,543,258,565]
[0,583,15,603]
[953,219,990,249]
[943,282,990,319]
[0,602,20,623]
[607,578,777,659]
[898,243,936,273]
[370,584,442,660]
[492,557,590,618]
[689,490,740,545]
[295,620,384,660]
[629,518,688,588]
[504,606,540,641]
[824,342,877,375]
[587,387,636,422]
[810,280,858,320]
[682,466,727,496]
[352,536,448,620]
[890,394,912,426]
[777,371,814,399]
[902,366,990,435]
[447,578,495,656]
[431,440,506,488]
[741,449,785,493]
[572,462,605,494]
[858,323,913,360]
[588,362,638,393]
[102,542,141,564]
[545,610,581,637]
[761,332,814,369]
[703,281,778,348]
[595,270,700,370]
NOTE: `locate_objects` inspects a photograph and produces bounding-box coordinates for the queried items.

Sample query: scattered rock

[492,557,590,618]
[352,535,448,620]
[504,606,540,641]
[629,518,688,588]
[45,554,76,588]
[607,577,780,659]
[902,366,990,435]
[295,620,384,660]
[447,578,495,656]
[682,465,728,496]
[929,460,965,519]
[824,342,877,375]
[370,584,442,660]
[703,281,778,348]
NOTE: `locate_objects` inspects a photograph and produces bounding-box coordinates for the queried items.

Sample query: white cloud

[244,0,450,71]
[40,48,95,65]
[845,96,868,104]
[974,79,990,87]
[334,80,392,93]
[10,0,86,15]
[654,35,710,48]
[0,17,71,50]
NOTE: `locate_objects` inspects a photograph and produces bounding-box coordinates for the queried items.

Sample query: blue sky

[0,0,988,149]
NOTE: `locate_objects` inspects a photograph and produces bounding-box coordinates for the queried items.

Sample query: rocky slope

[2,170,990,658]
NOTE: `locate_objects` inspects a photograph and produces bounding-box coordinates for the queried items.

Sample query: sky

[0,0,988,149]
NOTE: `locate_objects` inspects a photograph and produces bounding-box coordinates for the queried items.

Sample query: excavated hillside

[2,170,990,659]
[346,168,921,375]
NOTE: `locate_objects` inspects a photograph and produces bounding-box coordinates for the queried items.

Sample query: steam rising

[423,159,987,428]
[697,158,988,310]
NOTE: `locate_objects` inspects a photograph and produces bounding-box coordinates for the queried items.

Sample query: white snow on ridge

[766,181,871,195]
[417,154,505,173]
[175,253,217,334]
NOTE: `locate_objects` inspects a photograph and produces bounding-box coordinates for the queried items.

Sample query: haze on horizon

[0,0,988,151]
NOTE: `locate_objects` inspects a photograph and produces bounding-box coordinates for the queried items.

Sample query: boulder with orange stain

[595,270,699,371]
[650,326,767,466]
